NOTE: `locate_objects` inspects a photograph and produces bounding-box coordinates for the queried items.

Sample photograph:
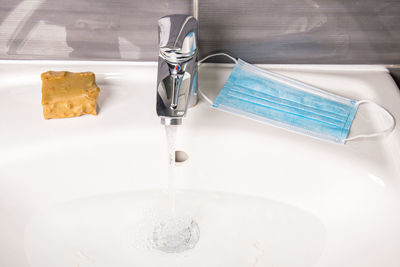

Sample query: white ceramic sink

[1,60,400,267]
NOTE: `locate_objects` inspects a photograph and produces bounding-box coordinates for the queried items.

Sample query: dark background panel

[0,0,399,64]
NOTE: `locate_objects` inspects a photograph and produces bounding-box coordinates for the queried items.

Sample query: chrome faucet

[156,14,199,125]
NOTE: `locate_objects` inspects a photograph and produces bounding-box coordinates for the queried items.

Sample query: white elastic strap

[198,52,238,65]
[198,53,238,105]
[197,86,214,105]
[344,100,396,141]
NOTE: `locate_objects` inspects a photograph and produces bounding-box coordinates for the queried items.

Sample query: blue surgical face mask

[200,56,395,144]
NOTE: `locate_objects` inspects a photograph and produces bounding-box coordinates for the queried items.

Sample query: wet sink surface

[0,61,400,267]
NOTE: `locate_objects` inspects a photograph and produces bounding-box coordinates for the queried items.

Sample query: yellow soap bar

[41,71,100,119]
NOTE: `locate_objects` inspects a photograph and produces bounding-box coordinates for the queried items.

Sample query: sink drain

[152,218,200,253]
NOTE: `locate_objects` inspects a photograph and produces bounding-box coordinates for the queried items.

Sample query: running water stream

[151,125,200,253]
[165,125,178,214]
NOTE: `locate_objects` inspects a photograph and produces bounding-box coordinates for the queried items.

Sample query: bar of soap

[41,71,100,119]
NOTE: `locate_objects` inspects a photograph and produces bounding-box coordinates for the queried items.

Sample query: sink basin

[0,60,399,267]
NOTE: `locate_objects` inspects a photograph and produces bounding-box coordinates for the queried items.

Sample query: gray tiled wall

[0,0,192,60]
[0,0,399,64]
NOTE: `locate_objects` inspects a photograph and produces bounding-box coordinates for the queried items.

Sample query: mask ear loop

[344,100,396,142]
[198,53,238,105]
[198,52,238,65]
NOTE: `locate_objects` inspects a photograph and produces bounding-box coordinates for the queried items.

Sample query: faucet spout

[156,14,199,125]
